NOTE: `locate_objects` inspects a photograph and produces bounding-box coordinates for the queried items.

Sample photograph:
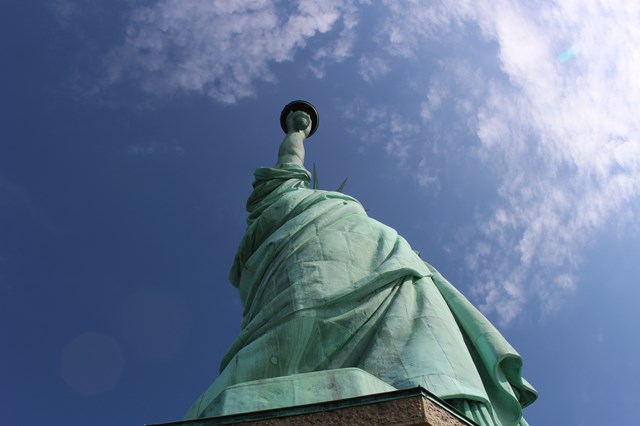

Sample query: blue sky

[2,1,639,425]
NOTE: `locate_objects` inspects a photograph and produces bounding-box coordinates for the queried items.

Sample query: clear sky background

[2,1,639,425]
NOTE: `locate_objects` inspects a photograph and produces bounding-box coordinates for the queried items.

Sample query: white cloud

[125,143,157,157]
[308,2,359,78]
[378,0,640,324]
[124,142,184,157]
[340,100,444,192]
[49,0,107,34]
[340,100,421,166]
[380,0,472,58]
[358,56,390,82]
[103,0,357,103]
[49,0,80,27]
[420,78,448,121]
[416,158,441,191]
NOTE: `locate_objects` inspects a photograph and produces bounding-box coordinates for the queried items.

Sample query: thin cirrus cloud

[379,0,640,323]
[358,56,391,82]
[102,0,357,103]
[339,100,441,191]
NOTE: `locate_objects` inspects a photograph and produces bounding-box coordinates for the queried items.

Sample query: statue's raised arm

[276,100,319,167]
[276,111,311,167]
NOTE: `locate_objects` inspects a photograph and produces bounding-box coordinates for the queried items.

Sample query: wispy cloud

[49,0,103,29]
[416,158,441,191]
[101,0,357,103]
[340,100,417,165]
[49,0,80,28]
[379,0,640,323]
[340,99,441,190]
[123,142,184,157]
[379,0,472,58]
[307,2,359,78]
[358,56,390,82]
[420,78,448,121]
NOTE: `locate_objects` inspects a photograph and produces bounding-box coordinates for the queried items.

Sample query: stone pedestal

[149,387,476,426]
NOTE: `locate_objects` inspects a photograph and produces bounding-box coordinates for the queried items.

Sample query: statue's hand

[286,111,312,138]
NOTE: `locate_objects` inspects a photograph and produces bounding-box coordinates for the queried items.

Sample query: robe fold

[186,163,536,425]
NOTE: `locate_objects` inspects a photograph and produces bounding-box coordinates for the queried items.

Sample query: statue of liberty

[185,101,537,425]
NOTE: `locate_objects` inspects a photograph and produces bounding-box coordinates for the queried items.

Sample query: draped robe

[186,164,537,425]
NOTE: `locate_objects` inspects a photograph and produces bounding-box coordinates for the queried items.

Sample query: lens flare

[559,45,579,62]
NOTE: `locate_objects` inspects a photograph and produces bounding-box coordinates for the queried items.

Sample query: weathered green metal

[185,103,536,425]
[194,368,395,418]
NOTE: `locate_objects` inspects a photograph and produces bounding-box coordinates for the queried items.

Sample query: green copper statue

[185,101,537,425]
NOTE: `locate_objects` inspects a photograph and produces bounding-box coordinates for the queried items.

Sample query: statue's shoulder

[254,164,311,184]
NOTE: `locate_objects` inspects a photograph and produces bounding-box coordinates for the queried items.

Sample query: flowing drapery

[186,164,536,425]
